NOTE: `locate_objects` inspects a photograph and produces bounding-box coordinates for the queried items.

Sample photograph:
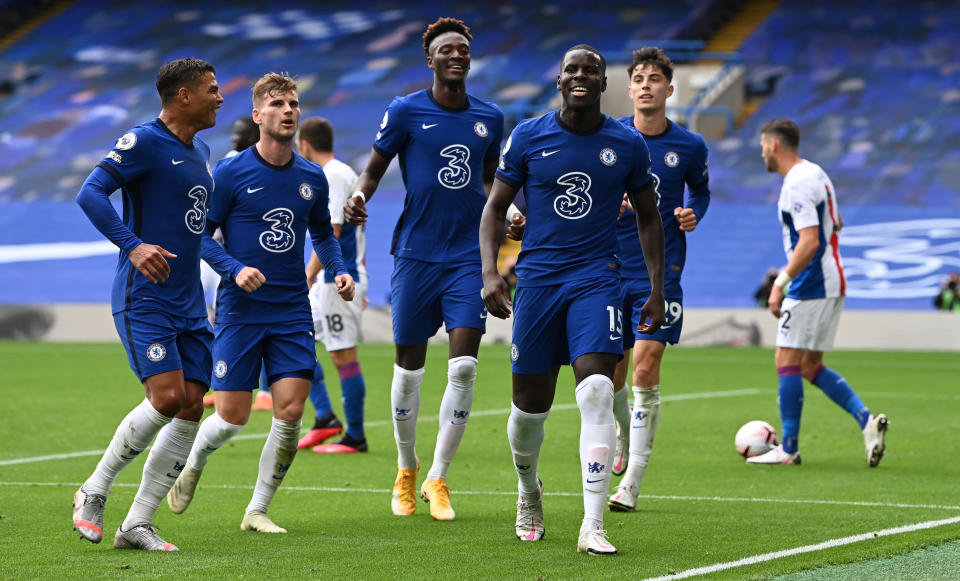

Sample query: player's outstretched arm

[344,148,392,225]
[480,178,520,319]
[628,183,666,333]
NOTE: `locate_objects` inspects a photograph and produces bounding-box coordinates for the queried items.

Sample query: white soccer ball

[735,420,779,458]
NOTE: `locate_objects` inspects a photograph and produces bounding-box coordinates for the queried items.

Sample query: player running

[608,47,711,512]
[480,45,665,555]
[166,73,354,533]
[344,17,504,521]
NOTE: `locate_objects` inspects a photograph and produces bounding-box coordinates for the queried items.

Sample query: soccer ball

[735,420,779,459]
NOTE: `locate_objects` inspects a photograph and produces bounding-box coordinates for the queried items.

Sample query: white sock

[122,418,198,529]
[426,356,476,481]
[507,403,549,501]
[391,364,424,470]
[188,411,245,470]
[84,398,170,496]
[613,383,630,436]
[576,374,616,524]
[622,385,661,491]
[246,417,300,515]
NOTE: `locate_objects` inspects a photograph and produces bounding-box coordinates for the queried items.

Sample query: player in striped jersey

[748,118,888,467]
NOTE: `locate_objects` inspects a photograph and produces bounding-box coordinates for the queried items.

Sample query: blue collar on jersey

[252,145,296,170]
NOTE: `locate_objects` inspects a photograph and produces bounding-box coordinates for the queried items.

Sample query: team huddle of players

[71,16,885,557]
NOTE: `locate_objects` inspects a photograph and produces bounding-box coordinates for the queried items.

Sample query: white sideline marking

[640,515,960,581]
[2,481,958,512]
[0,389,763,466]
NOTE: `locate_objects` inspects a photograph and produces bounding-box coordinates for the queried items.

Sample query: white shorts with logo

[776,296,844,351]
[309,271,367,352]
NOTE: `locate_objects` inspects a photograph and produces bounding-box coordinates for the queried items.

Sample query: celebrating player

[297,116,370,454]
[608,47,711,512]
[165,73,354,533]
[480,45,665,555]
[748,118,888,466]
[344,17,504,521]
[73,58,222,551]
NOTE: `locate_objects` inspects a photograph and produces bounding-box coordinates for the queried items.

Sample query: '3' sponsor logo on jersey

[438,144,471,189]
[259,207,296,252]
[554,172,592,219]
[185,186,208,234]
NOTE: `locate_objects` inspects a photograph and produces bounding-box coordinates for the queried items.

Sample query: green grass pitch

[1,342,958,579]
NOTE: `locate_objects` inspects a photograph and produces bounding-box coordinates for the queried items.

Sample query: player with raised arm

[165,73,354,533]
[344,17,503,522]
[608,47,711,512]
[73,58,222,551]
[480,45,665,555]
[297,116,369,454]
[748,118,887,466]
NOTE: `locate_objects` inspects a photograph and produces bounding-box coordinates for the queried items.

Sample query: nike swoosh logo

[422,123,438,129]
[609,334,621,341]
[450,421,468,426]
[480,312,487,319]
[541,150,559,157]
[395,417,412,421]
[171,159,185,165]
[586,478,604,483]
[524,524,537,541]
[247,187,264,193]
[166,472,179,478]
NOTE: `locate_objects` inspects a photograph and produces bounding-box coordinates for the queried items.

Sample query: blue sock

[811,366,869,429]
[778,366,804,454]
[309,360,333,419]
[339,362,366,440]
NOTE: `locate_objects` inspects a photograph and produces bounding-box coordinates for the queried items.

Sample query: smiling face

[253,89,300,143]
[427,31,471,83]
[627,62,673,115]
[184,71,223,130]
[557,49,606,109]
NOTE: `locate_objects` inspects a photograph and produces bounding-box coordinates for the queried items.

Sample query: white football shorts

[309,271,367,352]
[776,296,844,351]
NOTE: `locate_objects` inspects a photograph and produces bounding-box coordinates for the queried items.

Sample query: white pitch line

[640,515,960,581]
[1,481,957,512]
[0,389,763,467]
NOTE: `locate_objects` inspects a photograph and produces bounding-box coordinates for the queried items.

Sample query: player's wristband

[351,190,366,202]
[507,203,522,222]
[774,271,793,289]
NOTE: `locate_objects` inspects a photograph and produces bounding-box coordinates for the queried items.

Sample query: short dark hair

[760,118,800,150]
[299,117,334,153]
[422,17,472,55]
[628,47,673,82]
[563,44,606,75]
[156,58,215,105]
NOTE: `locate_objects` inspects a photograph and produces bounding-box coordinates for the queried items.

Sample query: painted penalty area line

[640,515,960,581]
[0,388,762,467]
[2,481,958,512]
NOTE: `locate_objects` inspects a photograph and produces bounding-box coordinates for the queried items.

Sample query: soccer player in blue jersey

[73,58,222,551]
[297,117,370,454]
[165,74,354,533]
[607,47,711,512]
[480,45,666,555]
[747,118,888,466]
[344,17,504,521]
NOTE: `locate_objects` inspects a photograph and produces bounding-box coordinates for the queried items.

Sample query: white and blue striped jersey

[778,160,846,299]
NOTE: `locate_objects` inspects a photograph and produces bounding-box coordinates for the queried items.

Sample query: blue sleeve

[494,124,527,188]
[685,137,710,220]
[75,165,143,255]
[372,97,406,159]
[627,133,654,192]
[485,107,505,161]
[201,160,244,280]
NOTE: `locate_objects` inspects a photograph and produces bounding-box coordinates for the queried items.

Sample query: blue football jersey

[616,117,710,283]
[94,119,213,317]
[205,147,343,324]
[497,112,653,287]
[373,89,504,263]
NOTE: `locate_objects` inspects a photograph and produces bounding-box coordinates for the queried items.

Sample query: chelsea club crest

[299,183,313,200]
[599,148,617,166]
[146,343,166,362]
[474,121,488,137]
[664,151,680,168]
